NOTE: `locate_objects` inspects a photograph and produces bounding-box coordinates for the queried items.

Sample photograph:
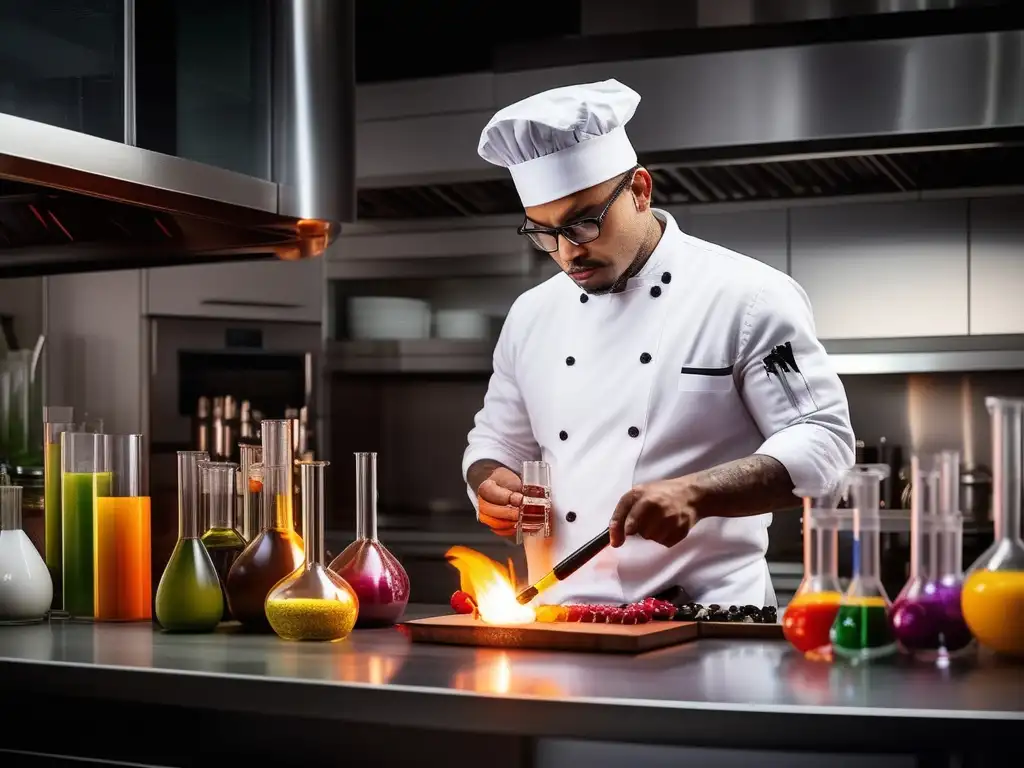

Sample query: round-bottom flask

[783,501,842,660]
[891,453,972,659]
[329,452,409,627]
[0,472,53,625]
[830,465,898,662]
[962,397,1024,657]
[267,461,359,641]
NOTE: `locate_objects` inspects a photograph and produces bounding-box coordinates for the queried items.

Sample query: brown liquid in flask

[225,420,304,632]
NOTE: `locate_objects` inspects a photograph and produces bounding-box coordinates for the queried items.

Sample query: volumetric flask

[830,464,898,662]
[517,460,552,545]
[199,461,246,621]
[94,434,151,622]
[962,397,1024,657]
[154,451,223,632]
[783,496,842,660]
[890,453,972,660]
[61,432,111,619]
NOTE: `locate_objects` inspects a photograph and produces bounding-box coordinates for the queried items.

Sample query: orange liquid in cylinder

[961,570,1024,657]
[783,591,842,656]
[94,497,152,621]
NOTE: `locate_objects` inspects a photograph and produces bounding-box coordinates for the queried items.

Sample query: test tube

[239,443,262,542]
[43,405,75,610]
[94,434,151,622]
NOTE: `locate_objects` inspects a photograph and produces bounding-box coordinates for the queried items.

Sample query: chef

[462,79,855,608]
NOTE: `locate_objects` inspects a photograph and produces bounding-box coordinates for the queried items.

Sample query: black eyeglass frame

[516,165,640,253]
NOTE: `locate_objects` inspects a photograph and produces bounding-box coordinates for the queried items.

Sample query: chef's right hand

[476,467,524,538]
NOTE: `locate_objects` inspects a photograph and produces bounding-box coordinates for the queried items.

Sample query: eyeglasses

[517,165,639,253]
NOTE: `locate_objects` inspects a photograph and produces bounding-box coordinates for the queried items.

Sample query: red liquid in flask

[783,592,842,656]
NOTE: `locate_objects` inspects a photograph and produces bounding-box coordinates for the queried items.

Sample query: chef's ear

[630,167,654,212]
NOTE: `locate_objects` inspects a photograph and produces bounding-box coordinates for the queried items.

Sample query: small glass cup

[517,461,552,544]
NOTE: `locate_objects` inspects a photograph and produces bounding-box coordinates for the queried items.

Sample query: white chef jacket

[462,209,855,608]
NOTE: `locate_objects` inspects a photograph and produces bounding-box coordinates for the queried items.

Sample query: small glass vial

[783,497,843,660]
[0,469,53,624]
[267,461,359,642]
[517,460,552,545]
[830,464,898,662]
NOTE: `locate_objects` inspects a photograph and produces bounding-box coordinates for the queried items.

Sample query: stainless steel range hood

[358,26,1024,219]
[0,0,355,277]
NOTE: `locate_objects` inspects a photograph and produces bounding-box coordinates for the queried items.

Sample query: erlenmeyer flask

[783,496,843,660]
[830,464,898,661]
[154,451,223,632]
[199,461,246,621]
[962,397,1024,657]
[890,453,972,659]
[329,452,410,627]
[225,420,304,632]
[266,461,359,641]
[0,469,53,624]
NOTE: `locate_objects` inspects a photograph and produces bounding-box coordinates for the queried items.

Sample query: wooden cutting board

[402,614,700,654]
[698,620,783,640]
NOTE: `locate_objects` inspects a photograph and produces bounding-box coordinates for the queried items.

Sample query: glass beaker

[517,460,552,545]
[830,464,898,661]
[94,434,152,622]
[43,405,75,611]
[154,451,223,632]
[267,461,359,641]
[199,461,246,621]
[890,453,972,659]
[239,443,262,542]
[225,420,304,632]
[329,452,410,627]
[0,469,53,624]
[962,397,1024,657]
[62,431,111,619]
[783,497,843,660]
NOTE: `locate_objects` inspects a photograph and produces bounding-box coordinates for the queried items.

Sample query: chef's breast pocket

[677,364,736,393]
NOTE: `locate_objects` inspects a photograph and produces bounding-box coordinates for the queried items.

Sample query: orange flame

[445,546,535,625]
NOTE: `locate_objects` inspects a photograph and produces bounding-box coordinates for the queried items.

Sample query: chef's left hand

[608,479,700,548]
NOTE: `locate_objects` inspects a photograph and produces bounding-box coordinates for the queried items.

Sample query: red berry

[580,607,597,623]
[607,607,625,624]
[450,590,476,615]
[567,605,585,622]
[621,611,639,625]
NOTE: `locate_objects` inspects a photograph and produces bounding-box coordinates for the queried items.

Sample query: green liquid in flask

[830,596,897,659]
[155,538,224,632]
[201,527,246,621]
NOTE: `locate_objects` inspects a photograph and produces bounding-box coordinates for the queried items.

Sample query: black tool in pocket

[762,341,818,416]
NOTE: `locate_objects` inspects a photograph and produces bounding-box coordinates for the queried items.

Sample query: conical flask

[890,452,972,659]
[830,464,898,661]
[329,452,410,627]
[783,495,842,660]
[266,461,359,641]
[0,469,53,624]
[199,461,246,621]
[225,420,304,632]
[962,397,1024,657]
[154,451,223,632]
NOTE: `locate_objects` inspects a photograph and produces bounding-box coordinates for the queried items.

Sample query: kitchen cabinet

[146,258,323,323]
[0,1,124,142]
[686,208,788,274]
[968,197,1024,336]
[790,200,968,340]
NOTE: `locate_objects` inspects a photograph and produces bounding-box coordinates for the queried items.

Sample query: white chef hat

[477,79,641,208]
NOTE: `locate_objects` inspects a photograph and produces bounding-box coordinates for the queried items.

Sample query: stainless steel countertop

[1,607,1021,752]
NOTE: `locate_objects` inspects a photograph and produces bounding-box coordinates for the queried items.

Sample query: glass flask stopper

[199,461,246,621]
[517,460,552,544]
[830,464,898,662]
[0,469,53,624]
[962,397,1024,657]
[154,451,223,632]
[890,452,972,660]
[783,495,842,660]
[330,452,410,627]
[266,461,359,641]
[225,420,304,632]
